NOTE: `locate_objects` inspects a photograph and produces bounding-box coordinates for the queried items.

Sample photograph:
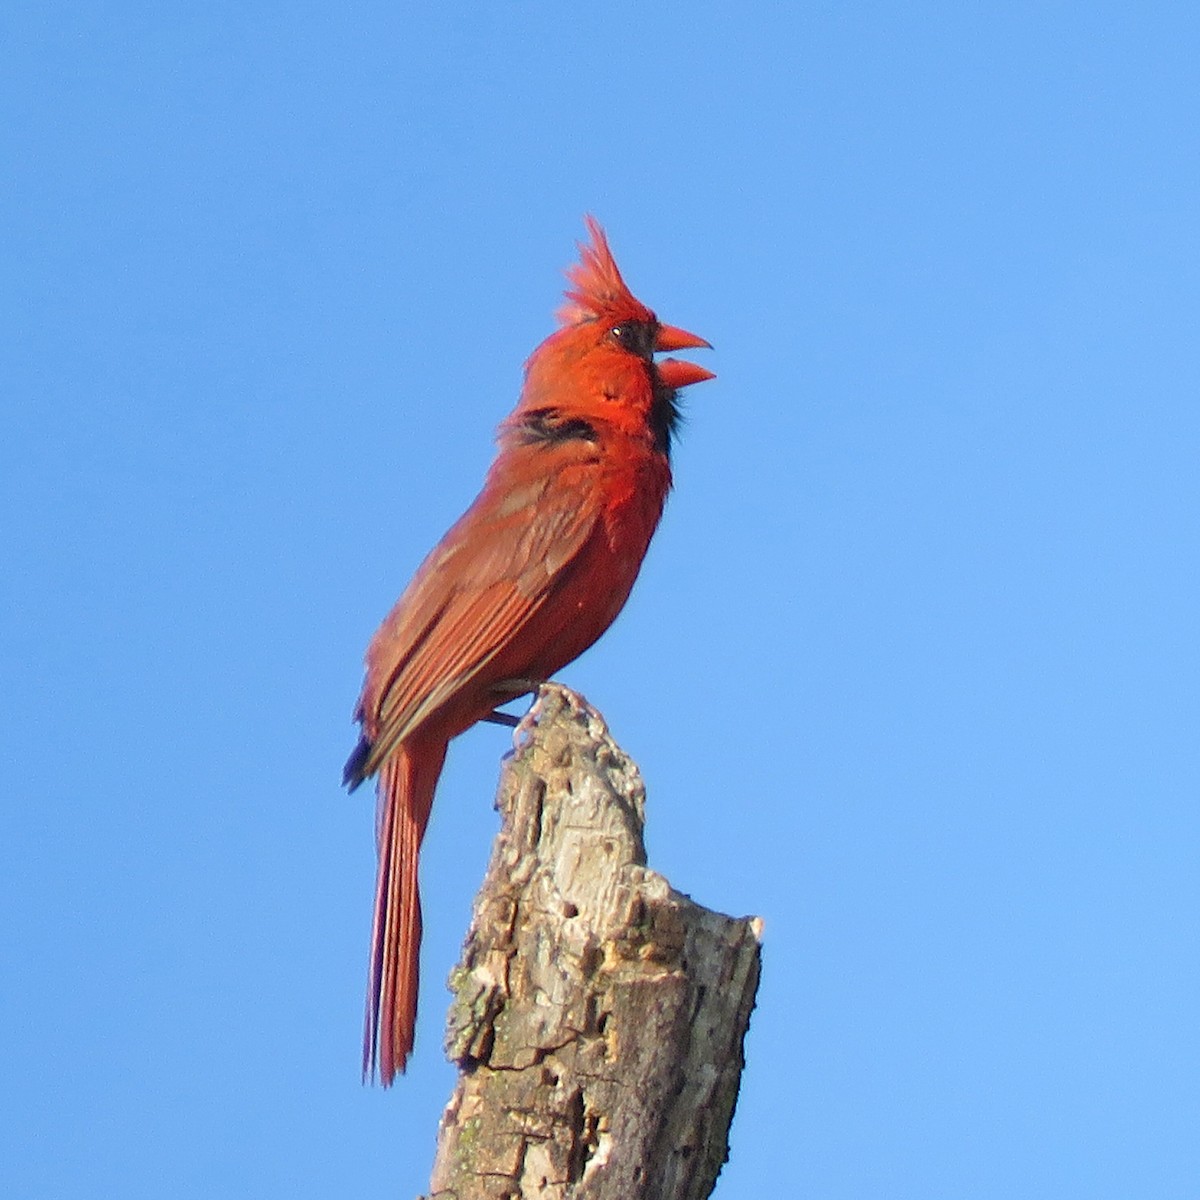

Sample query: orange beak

[655,323,712,352]
[657,358,716,389]
[654,322,714,389]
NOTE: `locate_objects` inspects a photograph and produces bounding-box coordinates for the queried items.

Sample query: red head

[516,218,714,455]
[558,217,714,371]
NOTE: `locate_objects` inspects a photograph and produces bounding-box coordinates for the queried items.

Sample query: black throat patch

[650,375,682,457]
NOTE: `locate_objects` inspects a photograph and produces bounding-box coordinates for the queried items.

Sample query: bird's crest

[557,216,654,327]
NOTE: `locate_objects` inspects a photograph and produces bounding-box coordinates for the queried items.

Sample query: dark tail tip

[343,736,372,791]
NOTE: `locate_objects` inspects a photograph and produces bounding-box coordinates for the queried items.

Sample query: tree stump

[427,684,762,1200]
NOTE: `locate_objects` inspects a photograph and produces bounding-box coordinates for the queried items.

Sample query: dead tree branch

[427,684,762,1200]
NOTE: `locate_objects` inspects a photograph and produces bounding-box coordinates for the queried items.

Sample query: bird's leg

[483,679,537,727]
[489,679,546,751]
[480,711,520,728]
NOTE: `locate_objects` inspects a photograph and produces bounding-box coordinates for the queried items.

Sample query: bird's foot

[483,678,542,735]
[485,679,547,752]
[511,690,548,752]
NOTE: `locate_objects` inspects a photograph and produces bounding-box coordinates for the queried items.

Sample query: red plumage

[345,218,714,1084]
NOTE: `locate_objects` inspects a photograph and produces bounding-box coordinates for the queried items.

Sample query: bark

[426,684,762,1200]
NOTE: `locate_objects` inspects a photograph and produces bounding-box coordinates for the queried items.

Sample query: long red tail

[364,739,446,1085]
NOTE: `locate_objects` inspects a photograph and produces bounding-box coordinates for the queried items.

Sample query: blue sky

[4,3,1199,1196]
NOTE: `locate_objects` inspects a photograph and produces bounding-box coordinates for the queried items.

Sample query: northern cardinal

[344,218,714,1084]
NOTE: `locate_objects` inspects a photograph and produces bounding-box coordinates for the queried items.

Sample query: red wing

[356,469,601,775]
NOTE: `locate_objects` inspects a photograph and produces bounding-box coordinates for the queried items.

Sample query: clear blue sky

[4,3,1199,1196]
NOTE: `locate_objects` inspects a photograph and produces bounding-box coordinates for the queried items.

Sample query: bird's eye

[609,322,651,357]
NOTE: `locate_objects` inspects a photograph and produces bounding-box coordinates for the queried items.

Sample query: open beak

[655,322,715,389]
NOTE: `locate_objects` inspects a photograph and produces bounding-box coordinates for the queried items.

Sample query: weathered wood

[427,684,762,1200]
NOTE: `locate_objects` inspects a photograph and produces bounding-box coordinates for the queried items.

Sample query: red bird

[344,218,714,1084]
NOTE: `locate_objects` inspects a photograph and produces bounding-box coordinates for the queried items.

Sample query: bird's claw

[511,688,547,752]
[483,678,545,749]
[504,686,549,748]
